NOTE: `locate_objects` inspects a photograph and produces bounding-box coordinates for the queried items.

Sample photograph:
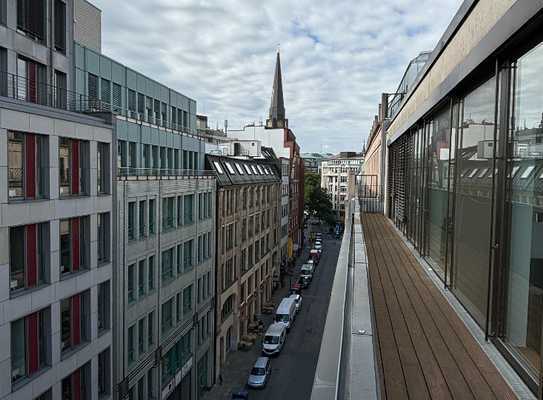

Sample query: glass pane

[427,107,452,278]
[452,76,496,328]
[504,42,543,374]
[11,318,26,381]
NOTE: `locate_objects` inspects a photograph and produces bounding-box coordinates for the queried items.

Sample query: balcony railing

[0,71,112,114]
[118,167,215,180]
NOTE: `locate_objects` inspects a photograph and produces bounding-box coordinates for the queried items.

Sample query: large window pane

[452,76,496,328]
[504,42,543,374]
[427,107,452,278]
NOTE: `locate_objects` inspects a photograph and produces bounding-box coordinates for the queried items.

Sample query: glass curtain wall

[503,41,543,376]
[452,76,496,329]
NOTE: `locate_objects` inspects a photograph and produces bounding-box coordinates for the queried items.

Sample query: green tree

[304,172,335,225]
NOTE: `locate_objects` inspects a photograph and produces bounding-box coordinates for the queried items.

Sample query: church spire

[266,50,288,129]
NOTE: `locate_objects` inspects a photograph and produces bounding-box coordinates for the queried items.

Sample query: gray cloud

[92,0,461,153]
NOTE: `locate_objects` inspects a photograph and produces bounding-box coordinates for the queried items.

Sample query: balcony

[118,167,215,180]
[311,196,528,400]
[0,71,111,114]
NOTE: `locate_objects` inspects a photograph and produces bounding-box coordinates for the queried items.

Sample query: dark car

[298,275,310,289]
[231,389,249,399]
[289,282,302,295]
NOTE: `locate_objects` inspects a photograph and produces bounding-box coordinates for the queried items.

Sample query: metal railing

[0,71,112,114]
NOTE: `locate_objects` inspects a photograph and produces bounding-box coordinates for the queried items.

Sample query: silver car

[247,357,271,388]
[289,294,302,313]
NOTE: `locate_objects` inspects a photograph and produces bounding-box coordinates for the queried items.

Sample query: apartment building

[206,155,281,381]
[0,1,114,399]
[320,153,363,216]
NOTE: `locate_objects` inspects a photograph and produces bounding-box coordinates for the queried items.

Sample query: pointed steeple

[266,50,288,129]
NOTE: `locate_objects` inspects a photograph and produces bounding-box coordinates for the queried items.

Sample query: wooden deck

[362,213,517,400]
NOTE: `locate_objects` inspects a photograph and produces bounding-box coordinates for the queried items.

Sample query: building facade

[206,155,281,381]
[320,153,363,217]
[0,1,115,399]
[375,1,543,396]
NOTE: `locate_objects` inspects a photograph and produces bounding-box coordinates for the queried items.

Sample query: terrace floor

[362,213,518,400]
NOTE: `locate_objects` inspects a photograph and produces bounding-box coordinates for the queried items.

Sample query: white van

[275,297,297,330]
[262,323,287,356]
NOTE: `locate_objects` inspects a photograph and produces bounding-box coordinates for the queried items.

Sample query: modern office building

[364,0,543,396]
[320,152,363,216]
[227,51,304,257]
[301,152,330,174]
[206,155,281,381]
[69,18,215,400]
[0,1,114,399]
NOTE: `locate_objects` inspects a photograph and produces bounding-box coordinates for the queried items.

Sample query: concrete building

[206,155,281,381]
[301,153,329,174]
[0,1,114,399]
[70,25,215,400]
[227,51,304,258]
[320,152,363,217]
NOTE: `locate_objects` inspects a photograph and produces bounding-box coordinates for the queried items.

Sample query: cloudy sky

[92,0,462,154]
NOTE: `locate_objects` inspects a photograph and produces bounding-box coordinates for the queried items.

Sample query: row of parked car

[245,232,324,391]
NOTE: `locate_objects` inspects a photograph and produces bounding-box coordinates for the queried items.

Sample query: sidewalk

[203,246,310,400]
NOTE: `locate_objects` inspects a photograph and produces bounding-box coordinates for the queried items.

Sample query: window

[128,89,137,117]
[17,0,45,42]
[138,260,146,296]
[128,264,136,303]
[10,222,49,292]
[100,78,111,105]
[61,363,90,400]
[183,285,193,315]
[60,216,90,275]
[98,348,111,396]
[235,163,244,174]
[138,318,145,355]
[162,197,175,231]
[184,240,193,272]
[11,308,50,383]
[184,195,194,224]
[97,142,110,194]
[97,212,110,264]
[137,200,146,238]
[154,99,160,124]
[161,248,174,282]
[148,311,155,347]
[98,280,110,333]
[61,291,90,354]
[88,73,98,101]
[112,83,122,113]
[171,106,177,128]
[520,165,535,179]
[55,69,67,109]
[8,131,48,199]
[137,93,144,117]
[138,377,144,400]
[128,201,136,241]
[213,161,224,174]
[147,369,154,399]
[59,137,90,196]
[148,255,155,291]
[149,199,156,235]
[128,325,135,364]
[161,298,173,334]
[225,162,235,174]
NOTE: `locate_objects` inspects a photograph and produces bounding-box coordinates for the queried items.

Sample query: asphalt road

[250,231,341,400]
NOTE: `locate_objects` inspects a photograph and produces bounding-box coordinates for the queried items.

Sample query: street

[204,229,341,400]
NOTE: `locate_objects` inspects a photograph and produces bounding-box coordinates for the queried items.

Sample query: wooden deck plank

[361,213,518,400]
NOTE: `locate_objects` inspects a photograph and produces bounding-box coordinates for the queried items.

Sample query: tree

[304,172,335,225]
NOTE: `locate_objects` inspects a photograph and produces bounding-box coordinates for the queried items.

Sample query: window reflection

[505,41,543,374]
[452,76,496,328]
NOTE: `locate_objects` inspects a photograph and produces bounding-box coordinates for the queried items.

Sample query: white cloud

[92,0,461,153]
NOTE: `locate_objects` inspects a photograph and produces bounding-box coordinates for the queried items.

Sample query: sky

[92,0,462,154]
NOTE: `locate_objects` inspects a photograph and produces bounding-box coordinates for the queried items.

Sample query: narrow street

[204,229,341,400]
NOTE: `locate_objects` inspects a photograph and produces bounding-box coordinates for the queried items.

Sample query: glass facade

[386,37,543,392]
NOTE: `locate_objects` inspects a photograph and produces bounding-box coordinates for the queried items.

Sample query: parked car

[314,243,322,253]
[247,357,272,388]
[289,294,302,313]
[298,275,311,289]
[262,323,287,356]
[289,282,302,295]
[275,297,297,330]
[300,264,314,281]
[232,389,249,399]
